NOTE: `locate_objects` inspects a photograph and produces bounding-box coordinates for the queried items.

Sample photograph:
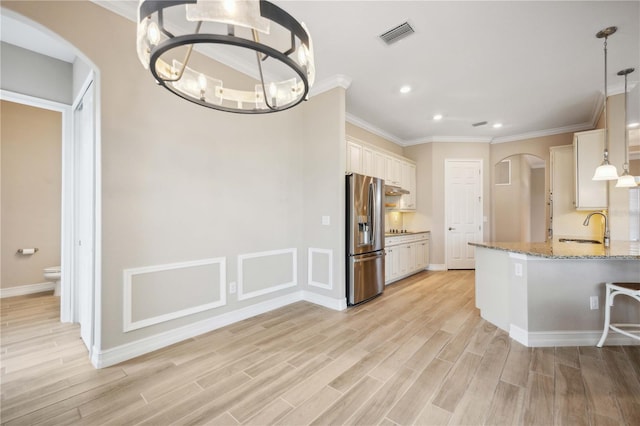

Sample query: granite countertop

[469,240,640,259]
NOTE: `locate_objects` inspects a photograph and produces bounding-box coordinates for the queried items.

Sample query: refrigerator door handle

[368,182,375,247]
[352,251,385,263]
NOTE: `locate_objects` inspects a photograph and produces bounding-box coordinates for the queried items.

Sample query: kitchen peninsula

[470,240,640,347]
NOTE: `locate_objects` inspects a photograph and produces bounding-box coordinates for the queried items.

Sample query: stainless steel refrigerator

[346,173,385,306]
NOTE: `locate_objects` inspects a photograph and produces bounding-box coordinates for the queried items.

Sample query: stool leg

[597,285,612,347]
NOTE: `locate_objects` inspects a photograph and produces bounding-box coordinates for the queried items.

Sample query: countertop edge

[469,241,640,260]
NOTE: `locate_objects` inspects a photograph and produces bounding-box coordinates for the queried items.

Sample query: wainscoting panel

[308,248,333,290]
[123,258,226,332]
[238,248,297,301]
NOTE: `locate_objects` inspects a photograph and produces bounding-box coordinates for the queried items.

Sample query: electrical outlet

[514,263,523,277]
[590,296,599,310]
[230,282,237,294]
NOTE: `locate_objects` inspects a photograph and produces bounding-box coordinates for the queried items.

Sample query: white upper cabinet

[399,163,416,210]
[346,137,417,211]
[573,129,607,210]
[346,141,363,174]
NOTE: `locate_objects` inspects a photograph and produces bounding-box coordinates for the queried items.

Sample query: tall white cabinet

[573,129,607,210]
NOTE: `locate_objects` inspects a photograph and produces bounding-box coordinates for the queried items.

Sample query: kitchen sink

[558,238,602,244]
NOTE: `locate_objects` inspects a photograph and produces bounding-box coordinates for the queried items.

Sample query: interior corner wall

[345,122,404,156]
[2,1,322,353]
[1,100,62,288]
[301,87,347,303]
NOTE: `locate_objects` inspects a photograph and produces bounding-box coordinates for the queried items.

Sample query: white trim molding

[510,325,640,347]
[123,257,226,332]
[93,291,300,369]
[301,290,346,311]
[237,248,297,301]
[307,248,333,290]
[427,264,447,271]
[0,282,56,298]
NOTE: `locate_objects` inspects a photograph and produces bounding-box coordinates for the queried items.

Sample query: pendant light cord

[603,36,609,162]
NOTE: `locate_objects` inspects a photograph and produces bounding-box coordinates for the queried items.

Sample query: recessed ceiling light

[433,114,443,120]
[628,122,640,128]
[493,123,503,129]
[399,85,411,94]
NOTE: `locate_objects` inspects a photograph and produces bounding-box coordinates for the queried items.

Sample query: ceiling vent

[472,121,488,127]
[379,22,415,45]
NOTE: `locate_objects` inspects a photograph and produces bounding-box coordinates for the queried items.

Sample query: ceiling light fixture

[433,114,443,120]
[629,122,640,128]
[400,85,412,94]
[136,0,315,114]
[493,123,503,129]
[615,67,637,188]
[593,26,619,181]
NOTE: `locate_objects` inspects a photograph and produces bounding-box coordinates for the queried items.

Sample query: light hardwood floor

[2,270,639,425]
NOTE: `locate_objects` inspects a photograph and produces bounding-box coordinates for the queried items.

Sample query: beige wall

[404,142,491,266]
[490,133,573,243]
[530,168,546,242]
[2,0,347,353]
[1,100,61,288]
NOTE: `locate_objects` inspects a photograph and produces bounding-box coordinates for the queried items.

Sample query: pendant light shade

[615,67,637,188]
[136,0,315,114]
[592,27,619,181]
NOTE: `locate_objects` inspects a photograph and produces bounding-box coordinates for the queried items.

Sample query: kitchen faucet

[583,212,610,247]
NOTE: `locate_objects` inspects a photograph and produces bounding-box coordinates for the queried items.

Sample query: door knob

[448,227,455,231]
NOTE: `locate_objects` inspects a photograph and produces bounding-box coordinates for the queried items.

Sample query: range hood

[384,185,410,196]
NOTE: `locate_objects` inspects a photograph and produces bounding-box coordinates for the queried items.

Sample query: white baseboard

[509,325,640,347]
[92,289,348,369]
[0,282,55,298]
[428,264,447,271]
[301,290,346,311]
[93,291,303,368]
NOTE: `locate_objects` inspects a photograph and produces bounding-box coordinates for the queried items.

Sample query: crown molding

[309,74,352,98]
[403,135,492,145]
[345,113,405,146]
[491,122,594,144]
[91,0,136,22]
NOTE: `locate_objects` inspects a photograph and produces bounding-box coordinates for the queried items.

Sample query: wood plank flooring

[2,270,639,425]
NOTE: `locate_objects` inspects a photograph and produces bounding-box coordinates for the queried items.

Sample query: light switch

[322,216,330,226]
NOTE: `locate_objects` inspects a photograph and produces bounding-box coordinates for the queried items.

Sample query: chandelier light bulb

[198,74,207,91]
[269,82,277,98]
[147,21,160,46]
[297,45,308,66]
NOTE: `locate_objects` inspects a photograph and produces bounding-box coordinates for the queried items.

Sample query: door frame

[0,84,102,361]
[444,158,483,269]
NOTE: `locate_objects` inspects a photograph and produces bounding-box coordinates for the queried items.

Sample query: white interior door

[445,160,483,269]
[74,82,95,351]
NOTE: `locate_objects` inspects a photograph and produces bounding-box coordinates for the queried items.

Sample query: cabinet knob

[448,227,455,231]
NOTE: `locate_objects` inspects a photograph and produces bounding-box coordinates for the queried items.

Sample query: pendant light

[136,0,315,114]
[593,27,619,181]
[615,67,637,188]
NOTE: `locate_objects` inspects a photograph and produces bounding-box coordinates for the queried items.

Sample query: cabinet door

[574,130,607,210]
[362,146,375,177]
[374,151,386,181]
[415,240,429,270]
[397,244,411,276]
[385,248,392,283]
[347,141,362,174]
[399,163,417,210]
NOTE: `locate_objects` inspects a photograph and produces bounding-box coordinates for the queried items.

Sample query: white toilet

[43,266,61,296]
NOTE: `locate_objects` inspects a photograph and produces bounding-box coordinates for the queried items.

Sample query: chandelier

[136,0,315,113]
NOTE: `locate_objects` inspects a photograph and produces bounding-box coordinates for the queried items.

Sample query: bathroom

[1,99,62,297]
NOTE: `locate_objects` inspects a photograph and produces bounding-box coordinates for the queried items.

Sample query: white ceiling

[3,1,639,147]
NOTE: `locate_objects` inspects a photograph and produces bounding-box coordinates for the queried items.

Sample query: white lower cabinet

[385,233,429,285]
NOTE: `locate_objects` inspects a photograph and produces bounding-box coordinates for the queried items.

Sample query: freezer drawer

[347,251,385,306]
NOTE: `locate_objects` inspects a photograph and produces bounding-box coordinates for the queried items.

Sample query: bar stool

[596,282,640,347]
